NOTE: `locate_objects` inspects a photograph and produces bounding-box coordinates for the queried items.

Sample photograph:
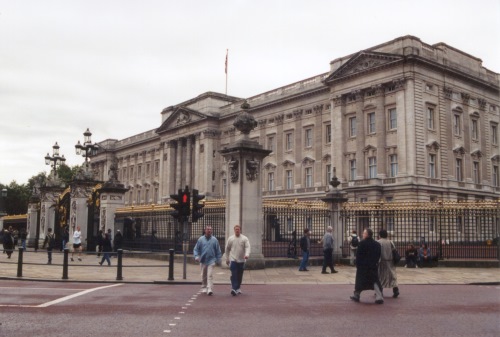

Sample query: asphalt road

[1,281,499,337]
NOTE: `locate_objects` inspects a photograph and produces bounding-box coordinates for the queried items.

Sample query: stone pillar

[322,169,348,262]
[220,102,271,269]
[186,136,192,188]
[39,186,64,247]
[70,181,96,249]
[176,138,183,190]
[99,181,128,235]
[27,201,39,247]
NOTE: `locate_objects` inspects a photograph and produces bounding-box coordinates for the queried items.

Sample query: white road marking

[37,283,123,307]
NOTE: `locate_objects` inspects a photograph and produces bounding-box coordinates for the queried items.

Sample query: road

[0,280,499,337]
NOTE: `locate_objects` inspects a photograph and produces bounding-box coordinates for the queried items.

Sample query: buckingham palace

[89,35,500,205]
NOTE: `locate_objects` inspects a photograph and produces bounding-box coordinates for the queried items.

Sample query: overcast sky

[1,0,499,185]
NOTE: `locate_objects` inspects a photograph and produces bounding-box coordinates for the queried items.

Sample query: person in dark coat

[3,228,14,258]
[96,230,104,257]
[113,230,123,252]
[99,233,112,266]
[298,228,311,271]
[350,228,384,304]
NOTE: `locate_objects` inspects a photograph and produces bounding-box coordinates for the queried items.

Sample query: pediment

[156,107,209,134]
[282,160,295,168]
[324,51,404,83]
[301,156,315,165]
[264,163,277,170]
[453,146,466,155]
[470,149,483,158]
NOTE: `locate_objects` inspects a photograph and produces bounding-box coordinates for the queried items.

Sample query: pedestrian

[350,228,384,304]
[225,225,251,296]
[96,230,104,258]
[348,230,359,266]
[193,225,222,296]
[113,229,123,253]
[319,226,338,274]
[19,228,27,251]
[377,229,400,298]
[3,228,14,258]
[298,228,311,271]
[42,228,55,264]
[71,226,83,262]
[61,226,69,251]
[99,233,112,266]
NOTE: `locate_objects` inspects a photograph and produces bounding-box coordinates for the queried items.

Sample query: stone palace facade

[90,36,500,204]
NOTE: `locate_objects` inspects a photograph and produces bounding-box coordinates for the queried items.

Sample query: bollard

[17,247,24,277]
[168,249,174,281]
[62,248,69,280]
[116,249,123,281]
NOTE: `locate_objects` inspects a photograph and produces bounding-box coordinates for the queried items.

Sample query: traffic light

[170,187,190,220]
[191,189,205,222]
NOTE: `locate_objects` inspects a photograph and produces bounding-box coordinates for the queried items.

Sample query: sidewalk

[1,250,499,285]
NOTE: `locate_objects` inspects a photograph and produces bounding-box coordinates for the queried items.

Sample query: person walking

[348,230,359,266]
[193,225,222,296]
[42,228,55,264]
[99,233,112,266]
[96,230,104,258]
[3,228,14,259]
[20,229,27,251]
[377,229,400,298]
[225,225,251,296]
[61,226,69,251]
[319,226,338,274]
[298,228,311,271]
[71,226,83,262]
[113,229,123,253]
[350,228,384,304]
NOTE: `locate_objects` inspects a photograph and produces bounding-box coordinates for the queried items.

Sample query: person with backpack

[348,230,359,266]
[42,228,56,265]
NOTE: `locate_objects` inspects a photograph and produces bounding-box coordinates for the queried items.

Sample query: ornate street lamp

[45,142,66,179]
[75,128,99,171]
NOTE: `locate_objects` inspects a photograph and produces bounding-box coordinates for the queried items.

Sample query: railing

[4,247,175,281]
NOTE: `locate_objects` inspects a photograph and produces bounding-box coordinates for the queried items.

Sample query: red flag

[225,49,228,74]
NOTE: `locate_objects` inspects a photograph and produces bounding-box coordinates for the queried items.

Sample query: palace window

[453,113,461,135]
[367,112,376,134]
[154,161,159,176]
[222,178,227,197]
[305,128,313,148]
[138,165,142,179]
[427,107,435,130]
[136,190,141,205]
[471,119,479,140]
[146,163,151,177]
[456,158,463,181]
[145,189,149,204]
[267,135,275,152]
[368,157,377,179]
[429,154,436,179]
[350,159,356,180]
[305,167,313,188]
[325,124,332,144]
[349,117,357,137]
[268,172,275,191]
[389,154,398,177]
[285,132,293,151]
[493,165,499,187]
[286,170,293,190]
[154,187,158,204]
[326,164,332,184]
[492,123,498,145]
[473,161,480,184]
[388,108,397,130]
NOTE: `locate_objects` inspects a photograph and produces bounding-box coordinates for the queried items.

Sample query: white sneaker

[200,287,207,293]
[236,289,242,295]
[207,289,213,296]
[231,289,237,296]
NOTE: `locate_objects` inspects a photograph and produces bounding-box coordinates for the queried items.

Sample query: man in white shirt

[225,225,251,296]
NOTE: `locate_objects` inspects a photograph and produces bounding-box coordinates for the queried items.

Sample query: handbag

[391,242,401,265]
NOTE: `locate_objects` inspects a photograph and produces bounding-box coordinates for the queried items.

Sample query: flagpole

[225,49,228,95]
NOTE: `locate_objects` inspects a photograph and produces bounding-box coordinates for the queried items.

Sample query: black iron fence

[113,199,499,261]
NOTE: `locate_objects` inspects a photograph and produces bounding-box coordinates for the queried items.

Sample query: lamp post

[75,128,98,171]
[45,142,66,179]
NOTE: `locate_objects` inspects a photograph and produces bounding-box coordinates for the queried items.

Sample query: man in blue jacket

[193,225,222,296]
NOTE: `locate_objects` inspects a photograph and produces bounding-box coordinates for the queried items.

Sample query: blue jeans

[100,252,111,265]
[299,251,309,270]
[229,261,245,290]
[21,240,26,251]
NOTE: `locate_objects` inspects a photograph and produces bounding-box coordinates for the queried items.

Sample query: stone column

[176,138,183,190]
[70,181,96,250]
[220,102,271,269]
[99,181,128,235]
[186,136,192,188]
[39,186,64,247]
